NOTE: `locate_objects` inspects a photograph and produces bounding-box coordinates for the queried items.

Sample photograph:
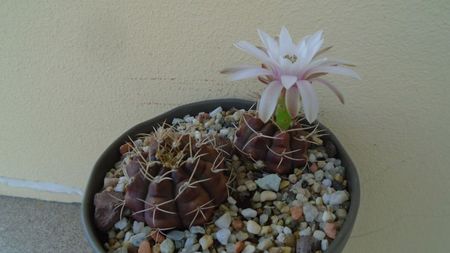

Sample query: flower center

[283,54,297,63]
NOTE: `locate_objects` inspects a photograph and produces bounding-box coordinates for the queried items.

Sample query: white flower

[222,27,360,123]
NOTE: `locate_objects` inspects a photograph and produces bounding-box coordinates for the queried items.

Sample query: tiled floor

[0,195,92,253]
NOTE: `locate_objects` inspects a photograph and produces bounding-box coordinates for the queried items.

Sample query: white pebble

[309,153,317,162]
[322,210,336,222]
[299,227,312,236]
[235,231,249,241]
[190,226,205,234]
[259,214,269,224]
[124,231,132,241]
[215,212,232,228]
[303,204,319,222]
[167,230,185,241]
[324,162,334,171]
[114,217,128,230]
[314,170,324,181]
[194,131,201,140]
[283,227,292,235]
[257,238,273,250]
[130,233,147,247]
[246,220,261,234]
[260,191,277,202]
[321,239,329,251]
[313,230,326,240]
[241,208,258,218]
[160,238,175,253]
[288,174,297,183]
[255,174,281,191]
[227,196,237,205]
[253,160,265,169]
[209,107,223,117]
[245,180,257,191]
[322,179,332,187]
[216,228,231,245]
[242,244,256,253]
[199,235,213,250]
[114,183,125,192]
[276,233,286,243]
[329,191,349,205]
[219,128,229,136]
[132,221,144,234]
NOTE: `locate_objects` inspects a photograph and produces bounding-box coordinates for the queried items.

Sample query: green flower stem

[275,94,292,131]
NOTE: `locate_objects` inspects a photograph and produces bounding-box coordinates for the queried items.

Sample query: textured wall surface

[1,1,450,252]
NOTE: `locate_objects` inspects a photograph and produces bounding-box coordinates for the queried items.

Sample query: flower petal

[298,80,319,123]
[285,84,300,118]
[312,78,345,104]
[281,75,298,89]
[306,66,361,80]
[227,67,272,81]
[258,29,279,58]
[234,41,275,66]
[279,26,294,56]
[258,81,283,123]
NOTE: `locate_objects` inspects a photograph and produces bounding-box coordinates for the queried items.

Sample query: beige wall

[1,0,449,251]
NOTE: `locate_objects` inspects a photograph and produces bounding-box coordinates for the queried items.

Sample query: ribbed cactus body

[122,127,232,230]
[235,113,310,174]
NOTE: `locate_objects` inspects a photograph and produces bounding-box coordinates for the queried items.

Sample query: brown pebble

[324,222,337,239]
[235,241,245,253]
[290,206,303,221]
[284,234,296,247]
[150,231,166,243]
[232,218,244,230]
[309,163,318,173]
[119,142,132,155]
[138,240,152,253]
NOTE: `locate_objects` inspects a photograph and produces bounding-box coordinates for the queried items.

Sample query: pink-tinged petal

[298,80,319,123]
[279,26,294,56]
[285,84,300,118]
[228,67,272,81]
[234,41,275,66]
[281,75,298,89]
[306,66,361,80]
[304,31,324,64]
[312,78,345,104]
[258,81,283,123]
[257,29,278,58]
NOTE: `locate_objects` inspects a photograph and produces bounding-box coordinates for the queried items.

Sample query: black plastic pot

[81,98,360,253]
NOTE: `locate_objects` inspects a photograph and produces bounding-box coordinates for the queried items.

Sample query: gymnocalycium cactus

[95,124,232,231]
[223,27,359,174]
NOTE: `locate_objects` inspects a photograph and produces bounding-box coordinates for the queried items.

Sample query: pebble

[314,170,324,181]
[216,228,231,245]
[283,234,296,247]
[255,174,281,191]
[279,180,290,189]
[322,211,336,223]
[299,227,312,236]
[260,226,272,235]
[227,197,237,205]
[190,226,205,234]
[166,230,185,241]
[324,222,337,239]
[235,241,245,253]
[336,208,347,219]
[260,191,277,202]
[232,219,244,230]
[288,174,297,183]
[303,204,319,222]
[246,220,262,234]
[199,235,213,250]
[241,208,258,218]
[329,191,349,205]
[321,239,329,251]
[308,153,317,162]
[124,231,132,242]
[138,240,151,253]
[283,227,292,235]
[184,237,196,248]
[296,236,313,253]
[322,179,332,188]
[290,206,303,221]
[215,212,232,228]
[114,218,128,230]
[324,162,334,171]
[259,213,269,224]
[313,230,326,240]
[257,238,274,250]
[209,107,223,117]
[160,239,175,253]
[130,233,147,247]
[133,221,145,234]
[245,180,257,191]
[235,231,249,241]
[242,244,256,253]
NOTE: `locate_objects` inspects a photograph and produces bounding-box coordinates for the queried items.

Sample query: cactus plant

[94,125,233,231]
